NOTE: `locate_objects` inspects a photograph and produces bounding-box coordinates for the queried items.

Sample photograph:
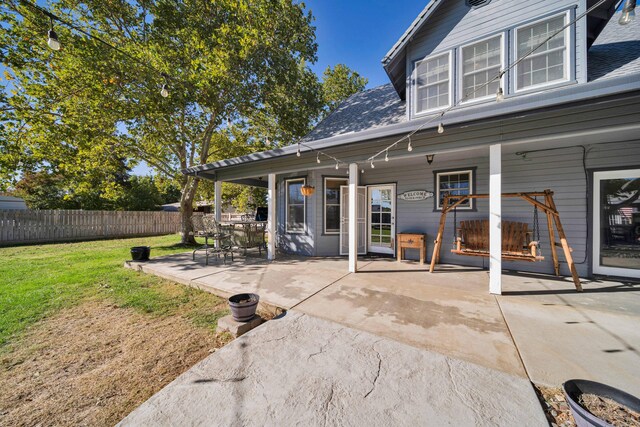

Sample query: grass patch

[0,235,223,348]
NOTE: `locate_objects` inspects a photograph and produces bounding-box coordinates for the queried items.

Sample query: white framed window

[459,34,504,102]
[286,178,305,233]
[414,51,452,115]
[435,169,475,210]
[324,177,348,234]
[515,12,570,91]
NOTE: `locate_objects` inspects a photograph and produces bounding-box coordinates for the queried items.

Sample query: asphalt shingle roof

[300,84,405,142]
[302,13,639,144]
[587,15,640,81]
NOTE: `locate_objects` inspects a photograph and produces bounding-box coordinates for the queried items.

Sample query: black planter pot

[228,293,259,322]
[563,379,640,427]
[130,246,151,261]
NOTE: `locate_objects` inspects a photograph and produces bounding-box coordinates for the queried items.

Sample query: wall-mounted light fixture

[426,154,435,165]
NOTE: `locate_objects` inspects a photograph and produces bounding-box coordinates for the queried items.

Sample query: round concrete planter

[563,379,640,427]
[130,246,151,261]
[229,293,260,322]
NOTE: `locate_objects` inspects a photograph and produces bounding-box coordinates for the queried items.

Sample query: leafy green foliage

[1,0,323,241]
[12,171,175,210]
[0,2,368,239]
[321,64,368,117]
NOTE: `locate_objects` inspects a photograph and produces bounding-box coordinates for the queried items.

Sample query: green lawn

[0,235,226,348]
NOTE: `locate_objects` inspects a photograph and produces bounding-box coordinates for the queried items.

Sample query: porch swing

[429,189,582,291]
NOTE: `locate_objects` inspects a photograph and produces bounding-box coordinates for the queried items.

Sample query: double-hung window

[435,169,475,210]
[324,177,348,234]
[460,35,503,101]
[286,178,305,233]
[515,13,569,90]
[414,52,451,114]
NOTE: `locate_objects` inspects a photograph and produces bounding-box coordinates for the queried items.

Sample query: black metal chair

[192,214,233,265]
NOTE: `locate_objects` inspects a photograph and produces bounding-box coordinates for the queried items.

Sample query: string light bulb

[296,145,301,157]
[496,87,504,102]
[160,73,169,97]
[619,0,636,25]
[385,150,389,161]
[47,19,60,51]
[437,122,444,134]
[335,162,340,170]
[407,137,413,152]
[317,153,321,164]
[370,160,375,169]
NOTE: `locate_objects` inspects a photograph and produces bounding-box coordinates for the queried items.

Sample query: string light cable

[17,0,618,168]
[364,0,612,167]
[16,0,176,96]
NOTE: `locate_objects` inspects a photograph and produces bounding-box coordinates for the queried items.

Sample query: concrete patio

[125,252,640,396]
[119,311,548,426]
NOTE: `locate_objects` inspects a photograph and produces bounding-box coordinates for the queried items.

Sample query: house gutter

[183,74,640,176]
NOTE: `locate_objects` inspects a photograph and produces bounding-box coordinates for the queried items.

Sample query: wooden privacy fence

[0,210,182,246]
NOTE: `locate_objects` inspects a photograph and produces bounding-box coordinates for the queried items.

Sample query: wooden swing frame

[429,189,582,291]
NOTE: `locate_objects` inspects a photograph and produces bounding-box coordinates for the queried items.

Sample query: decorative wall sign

[398,190,434,201]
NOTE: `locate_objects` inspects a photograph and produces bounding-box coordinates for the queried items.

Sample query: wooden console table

[397,233,427,265]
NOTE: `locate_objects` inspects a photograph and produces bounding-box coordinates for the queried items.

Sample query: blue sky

[304,0,428,88]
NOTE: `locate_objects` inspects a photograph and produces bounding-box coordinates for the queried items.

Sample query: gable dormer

[382,0,619,120]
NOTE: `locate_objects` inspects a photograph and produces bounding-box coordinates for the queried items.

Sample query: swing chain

[533,196,542,255]
[453,204,458,245]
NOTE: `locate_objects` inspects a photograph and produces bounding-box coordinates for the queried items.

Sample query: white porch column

[489,144,502,295]
[348,163,358,273]
[214,181,222,222]
[214,180,222,248]
[267,173,277,261]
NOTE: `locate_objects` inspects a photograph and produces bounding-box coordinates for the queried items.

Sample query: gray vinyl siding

[279,140,640,278]
[406,0,587,119]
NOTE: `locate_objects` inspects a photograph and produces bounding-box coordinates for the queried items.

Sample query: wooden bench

[451,219,543,262]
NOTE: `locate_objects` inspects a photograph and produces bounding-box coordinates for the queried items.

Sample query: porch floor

[125,253,640,396]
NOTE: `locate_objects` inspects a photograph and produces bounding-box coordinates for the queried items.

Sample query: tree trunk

[180,175,199,244]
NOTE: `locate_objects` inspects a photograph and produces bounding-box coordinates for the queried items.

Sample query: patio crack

[445,358,484,421]
[364,348,382,399]
[307,328,343,360]
[322,383,335,426]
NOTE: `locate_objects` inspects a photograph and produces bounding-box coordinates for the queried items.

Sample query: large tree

[321,63,368,117]
[1,0,322,243]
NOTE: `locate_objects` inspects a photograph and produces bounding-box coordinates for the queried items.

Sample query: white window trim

[413,51,453,117]
[324,177,348,235]
[513,10,572,93]
[285,178,306,234]
[436,169,474,211]
[458,32,506,104]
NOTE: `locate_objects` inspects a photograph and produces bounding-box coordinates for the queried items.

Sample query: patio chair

[250,222,266,255]
[192,214,233,265]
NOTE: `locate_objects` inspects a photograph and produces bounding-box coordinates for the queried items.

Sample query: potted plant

[130,246,151,261]
[563,379,640,427]
[228,293,259,322]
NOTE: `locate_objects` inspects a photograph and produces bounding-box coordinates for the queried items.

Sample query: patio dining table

[220,220,267,255]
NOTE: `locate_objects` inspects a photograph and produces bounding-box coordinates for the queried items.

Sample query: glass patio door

[593,169,640,278]
[367,185,395,255]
